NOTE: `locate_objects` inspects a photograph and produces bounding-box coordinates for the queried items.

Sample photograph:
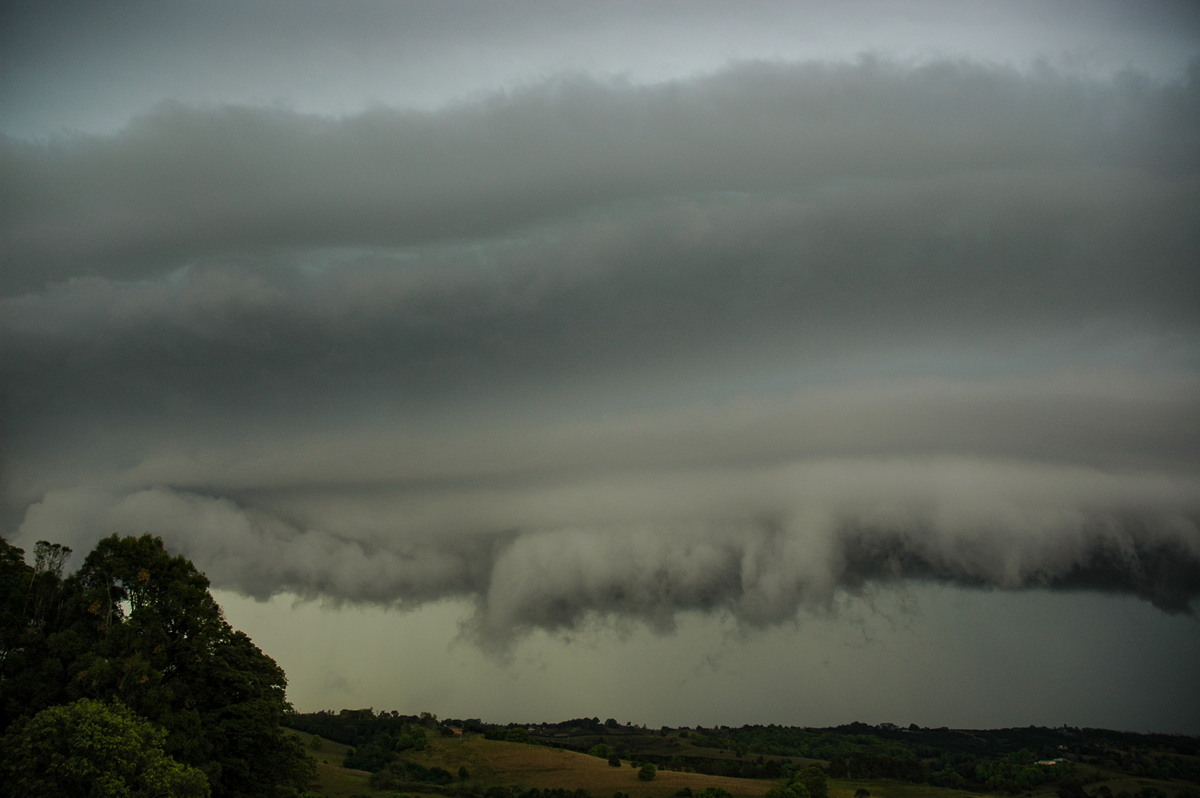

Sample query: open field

[287,730,1035,798]
[286,730,382,797]
[289,729,780,797]
[409,734,776,797]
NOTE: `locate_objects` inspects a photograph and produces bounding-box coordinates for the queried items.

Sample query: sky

[2,0,1199,734]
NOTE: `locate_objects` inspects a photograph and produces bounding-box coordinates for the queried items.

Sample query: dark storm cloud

[16,458,1200,648]
[4,58,1198,293]
[4,171,1197,423]
[3,59,1200,644]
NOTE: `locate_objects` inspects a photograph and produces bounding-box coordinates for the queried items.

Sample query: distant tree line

[673,721,1200,794]
[828,753,930,783]
[637,753,791,780]
[485,724,536,744]
[0,534,314,797]
[284,706,452,748]
[529,718,1200,795]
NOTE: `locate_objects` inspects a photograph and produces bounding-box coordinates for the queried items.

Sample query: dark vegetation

[287,708,468,787]
[0,534,314,797]
[287,710,1200,798]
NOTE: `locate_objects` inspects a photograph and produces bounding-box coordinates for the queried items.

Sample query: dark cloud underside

[3,58,1199,647]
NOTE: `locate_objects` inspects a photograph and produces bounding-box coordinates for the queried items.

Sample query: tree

[0,533,314,798]
[29,540,72,630]
[505,726,532,743]
[0,697,210,797]
[638,763,657,781]
[0,537,33,674]
[0,536,87,733]
[767,784,809,798]
[69,534,315,797]
[795,765,828,798]
[770,769,826,798]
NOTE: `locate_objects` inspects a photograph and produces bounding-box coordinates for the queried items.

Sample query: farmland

[284,715,1200,798]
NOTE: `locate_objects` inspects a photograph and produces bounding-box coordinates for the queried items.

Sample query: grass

[287,729,395,797]
[291,730,1118,798]
[409,733,777,797]
[289,730,778,798]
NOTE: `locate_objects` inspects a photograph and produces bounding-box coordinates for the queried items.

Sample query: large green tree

[0,533,314,798]
[0,697,210,797]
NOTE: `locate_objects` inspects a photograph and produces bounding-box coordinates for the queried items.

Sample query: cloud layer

[3,58,1199,645]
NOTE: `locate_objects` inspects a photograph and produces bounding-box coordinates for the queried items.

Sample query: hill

[291,728,778,798]
[285,712,1200,798]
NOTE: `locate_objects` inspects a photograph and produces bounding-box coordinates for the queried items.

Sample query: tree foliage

[368,760,454,789]
[795,765,828,798]
[766,766,829,798]
[0,533,315,797]
[0,697,210,797]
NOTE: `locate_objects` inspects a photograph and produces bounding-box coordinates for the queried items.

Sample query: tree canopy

[0,697,210,797]
[0,533,314,797]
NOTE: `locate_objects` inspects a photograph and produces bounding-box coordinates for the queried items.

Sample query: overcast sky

[3,0,1199,733]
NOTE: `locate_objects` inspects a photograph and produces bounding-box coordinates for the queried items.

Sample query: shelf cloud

[4,57,1199,650]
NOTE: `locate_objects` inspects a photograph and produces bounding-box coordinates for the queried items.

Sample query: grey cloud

[5,0,1199,141]
[18,485,493,607]
[4,57,1200,648]
[8,374,1200,644]
[3,168,1197,442]
[14,458,1199,649]
[3,58,1197,293]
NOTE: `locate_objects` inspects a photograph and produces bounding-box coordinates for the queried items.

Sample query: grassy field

[287,729,385,797]
[284,721,1200,798]
[290,729,780,797]
[287,730,1044,798]
[409,734,776,797]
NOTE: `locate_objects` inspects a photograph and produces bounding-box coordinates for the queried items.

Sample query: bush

[345,742,395,771]
[0,698,210,797]
[368,761,454,789]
